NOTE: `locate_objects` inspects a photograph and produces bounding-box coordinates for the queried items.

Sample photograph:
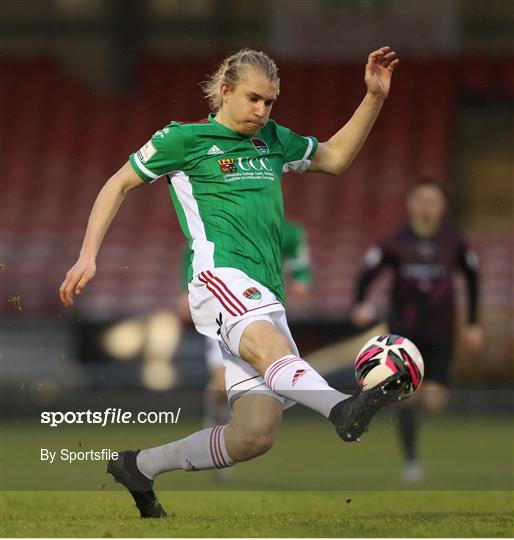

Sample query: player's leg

[396,399,422,482]
[418,380,450,413]
[190,268,409,442]
[236,315,409,442]
[400,381,449,482]
[239,319,349,417]
[107,392,281,517]
[202,338,234,483]
[224,393,283,461]
[396,340,451,482]
[135,392,281,475]
[203,338,230,428]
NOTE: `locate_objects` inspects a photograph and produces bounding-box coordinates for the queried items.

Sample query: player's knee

[239,321,293,372]
[226,393,283,462]
[421,386,448,413]
[424,396,447,414]
[228,422,277,461]
[253,338,291,368]
[238,430,276,460]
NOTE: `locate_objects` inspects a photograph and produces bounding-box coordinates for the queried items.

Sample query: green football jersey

[129,113,318,303]
[180,220,311,293]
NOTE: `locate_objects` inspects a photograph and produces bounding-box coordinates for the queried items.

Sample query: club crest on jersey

[218,158,237,174]
[243,287,261,300]
[250,138,269,154]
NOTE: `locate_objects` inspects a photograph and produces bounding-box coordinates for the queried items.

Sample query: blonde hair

[202,49,280,112]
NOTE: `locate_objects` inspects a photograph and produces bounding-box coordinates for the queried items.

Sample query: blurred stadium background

[1,0,512,485]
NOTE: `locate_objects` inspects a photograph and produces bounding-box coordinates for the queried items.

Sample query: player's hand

[462,324,484,354]
[364,46,399,100]
[59,258,96,307]
[351,302,378,327]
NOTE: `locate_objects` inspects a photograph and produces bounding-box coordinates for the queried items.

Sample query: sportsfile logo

[40,408,181,427]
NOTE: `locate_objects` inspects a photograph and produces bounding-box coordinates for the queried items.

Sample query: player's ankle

[328,398,348,425]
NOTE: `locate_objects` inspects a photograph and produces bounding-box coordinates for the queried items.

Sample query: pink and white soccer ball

[354,334,424,396]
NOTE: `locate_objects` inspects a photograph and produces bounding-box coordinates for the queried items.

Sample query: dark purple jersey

[355,223,479,342]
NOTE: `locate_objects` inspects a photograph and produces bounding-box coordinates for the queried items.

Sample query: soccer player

[179,219,312,483]
[60,47,405,518]
[351,178,483,482]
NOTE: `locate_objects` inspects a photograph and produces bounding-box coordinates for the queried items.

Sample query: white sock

[264,355,350,417]
[136,425,234,479]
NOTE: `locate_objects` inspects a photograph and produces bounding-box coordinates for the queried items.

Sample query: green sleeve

[129,123,185,182]
[276,123,318,174]
[282,221,311,284]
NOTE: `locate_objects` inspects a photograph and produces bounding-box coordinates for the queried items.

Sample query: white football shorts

[188,267,298,406]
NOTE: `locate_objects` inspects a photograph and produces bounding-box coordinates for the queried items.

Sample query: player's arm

[309,46,399,175]
[457,244,484,352]
[60,124,184,307]
[59,162,145,306]
[351,244,392,327]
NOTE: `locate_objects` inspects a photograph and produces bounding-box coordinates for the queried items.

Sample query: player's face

[407,186,446,229]
[220,69,278,136]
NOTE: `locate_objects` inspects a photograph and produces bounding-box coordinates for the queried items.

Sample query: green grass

[1,413,513,536]
[1,491,512,537]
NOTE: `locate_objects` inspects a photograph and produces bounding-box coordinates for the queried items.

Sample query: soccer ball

[354,334,424,396]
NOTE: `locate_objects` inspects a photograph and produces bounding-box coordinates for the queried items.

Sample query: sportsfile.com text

[40,408,181,427]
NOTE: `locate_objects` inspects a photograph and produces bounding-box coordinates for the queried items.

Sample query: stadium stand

[1,56,512,338]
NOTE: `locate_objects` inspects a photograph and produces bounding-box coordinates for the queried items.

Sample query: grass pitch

[1,413,513,536]
[1,490,512,537]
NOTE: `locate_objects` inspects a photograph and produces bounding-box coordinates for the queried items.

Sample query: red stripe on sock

[209,426,222,468]
[211,426,221,468]
[267,359,300,388]
[265,357,300,389]
[214,426,225,468]
[215,426,229,468]
[265,356,298,387]
[208,426,217,467]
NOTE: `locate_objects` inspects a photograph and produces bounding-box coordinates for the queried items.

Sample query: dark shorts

[390,331,454,386]
[411,339,453,386]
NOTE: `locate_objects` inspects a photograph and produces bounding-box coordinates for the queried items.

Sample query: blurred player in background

[60,46,405,518]
[352,177,483,482]
[179,220,311,483]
